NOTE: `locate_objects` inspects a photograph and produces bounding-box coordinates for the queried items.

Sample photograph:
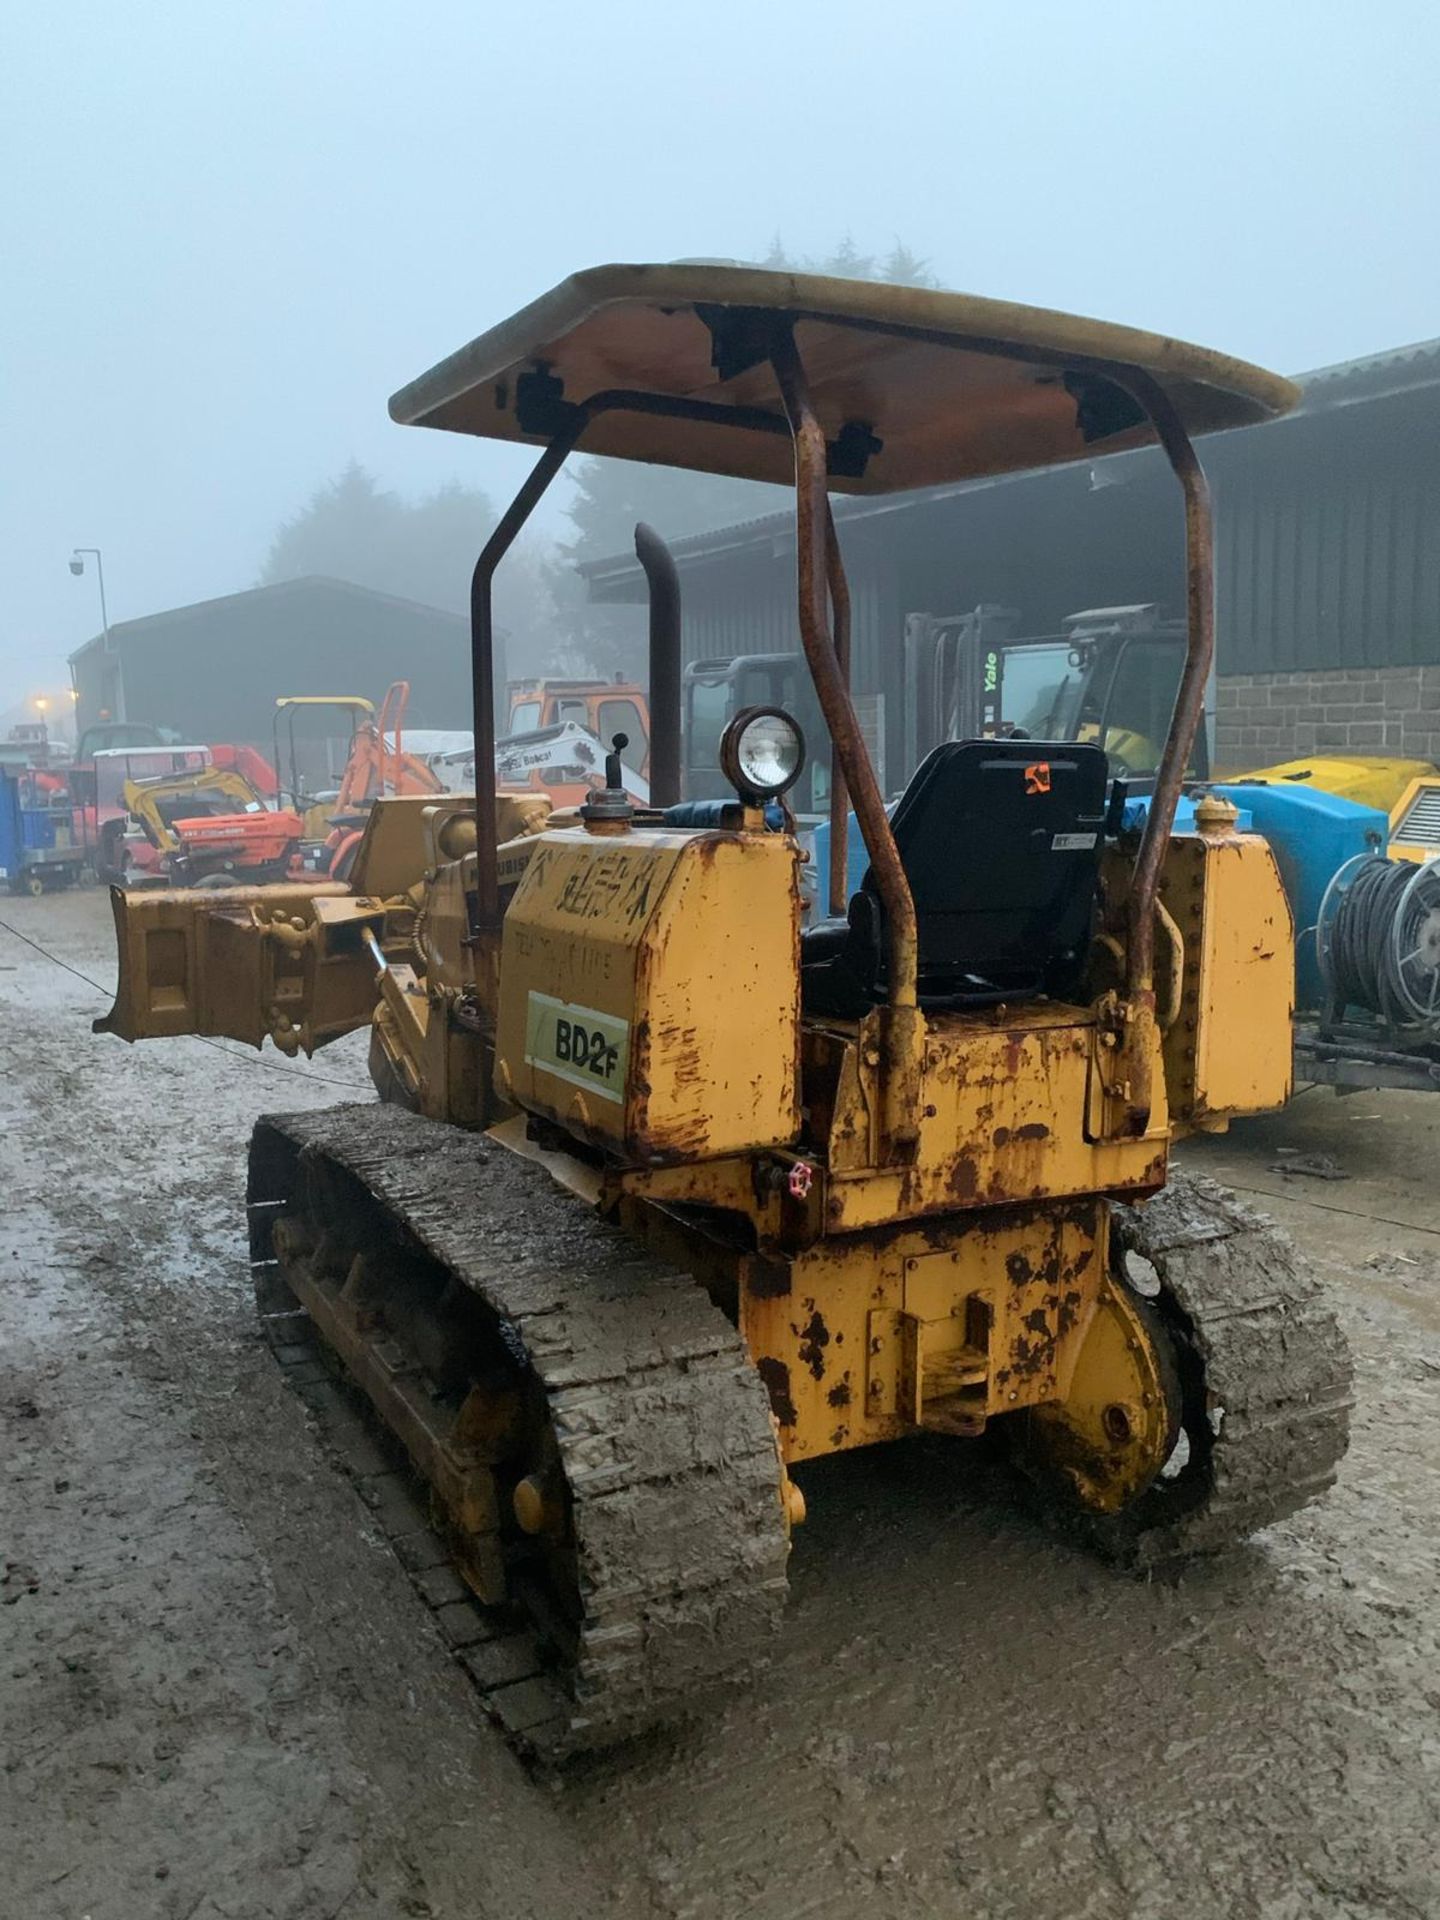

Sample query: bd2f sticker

[524,991,630,1104]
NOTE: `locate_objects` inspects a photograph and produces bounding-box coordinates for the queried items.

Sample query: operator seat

[801,737,1110,1017]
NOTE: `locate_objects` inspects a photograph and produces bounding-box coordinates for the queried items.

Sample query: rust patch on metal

[993,1120,1050,1148]
[747,1256,792,1300]
[757,1356,797,1428]
[826,1372,853,1408]
[1011,1317,1059,1379]
[795,1305,831,1381]
[949,1155,980,1203]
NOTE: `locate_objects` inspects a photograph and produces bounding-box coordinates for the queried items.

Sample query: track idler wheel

[1006,1172,1352,1569]
[1009,1277,1183,1518]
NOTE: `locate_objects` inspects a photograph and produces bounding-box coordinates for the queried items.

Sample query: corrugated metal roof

[1293,335,1440,394]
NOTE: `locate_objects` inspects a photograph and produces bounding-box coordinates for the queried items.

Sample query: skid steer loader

[97,264,1352,1758]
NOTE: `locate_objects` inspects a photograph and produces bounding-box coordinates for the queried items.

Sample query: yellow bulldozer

[96,265,1353,1758]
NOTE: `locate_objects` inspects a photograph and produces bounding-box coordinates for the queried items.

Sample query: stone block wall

[1215,664,1440,768]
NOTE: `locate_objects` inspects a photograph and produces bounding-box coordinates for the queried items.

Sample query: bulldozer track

[247,1103,790,1762]
[1101,1171,1354,1568]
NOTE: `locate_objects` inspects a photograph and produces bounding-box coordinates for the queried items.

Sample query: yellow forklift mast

[97,265,1351,1759]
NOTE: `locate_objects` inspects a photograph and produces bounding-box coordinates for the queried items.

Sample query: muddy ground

[2,886,1436,1920]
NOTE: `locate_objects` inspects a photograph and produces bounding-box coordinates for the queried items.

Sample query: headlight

[719,706,806,801]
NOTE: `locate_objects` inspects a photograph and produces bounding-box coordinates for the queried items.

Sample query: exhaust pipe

[634,522,682,808]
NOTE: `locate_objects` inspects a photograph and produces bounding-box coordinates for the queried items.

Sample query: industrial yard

[8,10,1439,1912]
[4,884,1436,1920]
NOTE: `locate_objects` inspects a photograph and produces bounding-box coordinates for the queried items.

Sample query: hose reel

[1316,853,1440,1035]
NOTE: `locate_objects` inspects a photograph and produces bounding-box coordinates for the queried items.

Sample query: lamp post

[69,546,120,721]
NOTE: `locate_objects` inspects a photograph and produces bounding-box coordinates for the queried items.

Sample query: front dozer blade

[94,881,380,1054]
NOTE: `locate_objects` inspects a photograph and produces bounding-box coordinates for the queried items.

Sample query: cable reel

[1317,853,1440,1034]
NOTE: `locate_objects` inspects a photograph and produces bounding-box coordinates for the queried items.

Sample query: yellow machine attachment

[1240,752,1440,864]
[97,791,551,1057]
[96,263,1353,1759]
[1245,752,1437,821]
[1389,773,1440,863]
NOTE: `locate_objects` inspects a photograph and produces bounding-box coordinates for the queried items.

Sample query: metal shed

[68,575,471,750]
[583,337,1440,772]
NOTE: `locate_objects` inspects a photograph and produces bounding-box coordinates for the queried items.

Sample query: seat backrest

[864,737,1109,998]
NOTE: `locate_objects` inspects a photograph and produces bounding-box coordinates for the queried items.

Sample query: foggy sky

[5,0,1438,712]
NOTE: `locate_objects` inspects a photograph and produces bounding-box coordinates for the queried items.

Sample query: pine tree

[259,464,559,673]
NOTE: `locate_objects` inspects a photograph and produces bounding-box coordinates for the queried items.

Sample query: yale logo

[524,991,630,1105]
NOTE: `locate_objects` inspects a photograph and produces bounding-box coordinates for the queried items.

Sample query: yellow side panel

[1160,834,1293,1125]
[496,826,801,1163]
[822,1005,1168,1230]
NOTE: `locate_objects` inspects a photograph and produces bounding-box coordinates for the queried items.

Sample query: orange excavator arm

[334,681,444,813]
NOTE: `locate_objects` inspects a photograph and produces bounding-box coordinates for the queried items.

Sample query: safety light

[719,706,805,802]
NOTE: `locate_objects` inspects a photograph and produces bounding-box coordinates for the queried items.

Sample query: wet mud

[2,889,1436,1918]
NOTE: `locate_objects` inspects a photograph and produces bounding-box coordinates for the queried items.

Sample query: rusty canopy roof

[389,263,1298,494]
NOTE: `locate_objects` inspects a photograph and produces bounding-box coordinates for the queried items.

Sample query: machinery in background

[272,682,653,848]
[906,602,1212,787]
[492,719,649,807]
[506,674,651,778]
[67,735,280,882]
[79,744,211,881]
[1391,775,1440,861]
[122,766,303,888]
[887,606,1440,1090]
[0,764,86,895]
[685,652,822,802]
[75,721,168,761]
[902,601,1440,826]
[271,694,378,841]
[1239,753,1435,823]
[1306,852,1440,1088]
[817,602,1214,916]
[208,741,280,797]
[682,649,887,813]
[94,261,1352,1759]
[397,721,653,809]
[303,682,446,881]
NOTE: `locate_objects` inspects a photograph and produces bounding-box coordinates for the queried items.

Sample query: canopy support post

[770,327,920,1157]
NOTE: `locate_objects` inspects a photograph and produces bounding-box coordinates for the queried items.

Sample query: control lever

[581,733,635,824]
